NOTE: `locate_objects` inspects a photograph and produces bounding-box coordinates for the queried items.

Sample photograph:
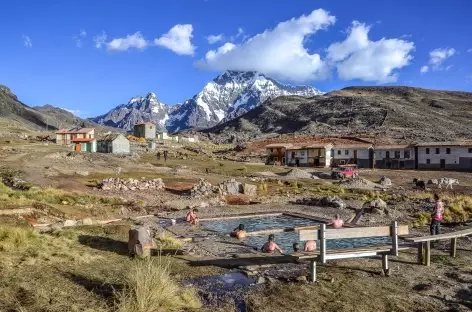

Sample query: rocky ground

[2,138,472,311]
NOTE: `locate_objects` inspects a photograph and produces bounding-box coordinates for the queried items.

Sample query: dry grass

[0,226,38,251]
[155,232,183,250]
[115,256,201,312]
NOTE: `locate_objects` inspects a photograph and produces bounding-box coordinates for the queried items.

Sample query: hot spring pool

[201,215,391,253]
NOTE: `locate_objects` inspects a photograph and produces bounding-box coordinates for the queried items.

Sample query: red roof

[72,138,95,142]
[55,128,94,134]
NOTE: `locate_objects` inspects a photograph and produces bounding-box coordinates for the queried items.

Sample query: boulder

[243,183,257,196]
[370,198,387,209]
[224,180,243,195]
[379,176,392,186]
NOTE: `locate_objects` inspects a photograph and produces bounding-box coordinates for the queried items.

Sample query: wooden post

[382,254,390,276]
[417,242,424,264]
[425,241,431,266]
[309,259,316,283]
[319,224,326,264]
[390,221,398,256]
[450,238,457,258]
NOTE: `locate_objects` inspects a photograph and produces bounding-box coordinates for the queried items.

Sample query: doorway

[440,159,446,169]
[353,150,358,161]
[75,143,81,152]
[314,158,320,167]
[295,159,300,167]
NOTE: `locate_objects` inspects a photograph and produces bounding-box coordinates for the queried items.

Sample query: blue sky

[0,0,471,117]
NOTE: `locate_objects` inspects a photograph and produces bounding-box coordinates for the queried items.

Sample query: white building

[375,144,415,169]
[416,142,472,170]
[285,143,333,167]
[332,143,374,168]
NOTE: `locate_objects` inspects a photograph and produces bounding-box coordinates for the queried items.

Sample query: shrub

[155,233,183,250]
[115,256,201,312]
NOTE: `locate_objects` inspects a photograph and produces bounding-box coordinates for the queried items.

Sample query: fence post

[320,223,326,264]
[309,259,316,282]
[391,221,398,256]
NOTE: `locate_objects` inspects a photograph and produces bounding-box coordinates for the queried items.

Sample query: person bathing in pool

[230,224,247,239]
[261,234,283,254]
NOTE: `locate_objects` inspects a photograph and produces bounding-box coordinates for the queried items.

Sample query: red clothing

[433,200,444,221]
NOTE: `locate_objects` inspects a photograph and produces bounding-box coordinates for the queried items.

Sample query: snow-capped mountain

[91,92,170,131]
[166,71,323,132]
[91,71,323,132]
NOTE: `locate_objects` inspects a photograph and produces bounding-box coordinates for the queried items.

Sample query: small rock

[370,198,387,209]
[61,201,68,205]
[63,219,78,227]
[82,218,94,225]
[379,176,392,186]
[296,275,308,283]
[75,171,89,176]
[243,183,257,196]
[256,277,266,284]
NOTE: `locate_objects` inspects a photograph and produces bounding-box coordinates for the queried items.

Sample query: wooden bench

[295,222,409,282]
[403,227,472,266]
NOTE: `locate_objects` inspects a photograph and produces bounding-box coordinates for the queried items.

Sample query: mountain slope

[203,86,472,143]
[165,71,323,132]
[0,85,113,132]
[90,93,170,131]
[91,71,323,132]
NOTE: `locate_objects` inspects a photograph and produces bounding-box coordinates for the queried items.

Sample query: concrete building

[179,135,199,143]
[56,128,95,145]
[332,143,374,168]
[415,142,472,170]
[72,138,96,152]
[265,143,292,165]
[97,133,130,154]
[375,144,415,169]
[133,122,156,139]
[305,143,334,168]
[286,146,308,166]
[157,132,170,140]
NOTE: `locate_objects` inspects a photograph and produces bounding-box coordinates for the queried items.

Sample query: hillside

[0,85,115,133]
[203,86,472,143]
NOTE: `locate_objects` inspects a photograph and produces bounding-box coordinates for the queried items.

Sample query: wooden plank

[450,238,457,257]
[325,226,391,239]
[326,251,381,260]
[300,229,319,241]
[404,227,472,242]
[425,241,431,266]
[319,224,326,264]
[199,212,282,221]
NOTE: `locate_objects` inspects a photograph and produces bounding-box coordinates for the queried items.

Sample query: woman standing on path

[431,193,444,235]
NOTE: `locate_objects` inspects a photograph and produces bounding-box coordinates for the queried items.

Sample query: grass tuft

[0,226,38,252]
[115,256,201,312]
[155,233,183,250]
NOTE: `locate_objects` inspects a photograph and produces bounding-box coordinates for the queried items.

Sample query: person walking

[163,150,168,163]
[430,193,444,235]
[156,151,161,161]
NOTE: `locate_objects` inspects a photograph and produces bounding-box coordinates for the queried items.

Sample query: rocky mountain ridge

[91,71,323,132]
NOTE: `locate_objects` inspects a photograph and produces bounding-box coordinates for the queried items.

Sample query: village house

[332,143,374,168]
[157,131,170,140]
[55,127,95,145]
[286,145,307,166]
[96,133,130,154]
[415,141,472,170]
[375,144,415,169]
[133,122,156,139]
[265,143,292,165]
[284,143,334,167]
[179,135,199,143]
[72,137,96,152]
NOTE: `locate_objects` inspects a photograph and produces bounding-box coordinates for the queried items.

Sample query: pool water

[201,215,391,253]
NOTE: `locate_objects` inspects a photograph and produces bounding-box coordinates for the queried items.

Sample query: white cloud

[22,35,32,48]
[207,34,224,44]
[74,29,87,48]
[61,108,81,116]
[196,9,336,82]
[420,65,429,73]
[421,48,456,72]
[107,32,148,51]
[326,21,415,83]
[154,24,195,55]
[93,31,107,48]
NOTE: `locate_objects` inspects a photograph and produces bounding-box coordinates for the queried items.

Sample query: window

[337,150,341,155]
[469,148,472,153]
[270,148,273,152]
[446,148,451,154]
[426,159,431,164]
[394,151,401,159]
[426,148,430,154]
[345,150,349,156]
[435,148,440,154]
[386,151,390,159]
[300,151,305,156]
[340,160,346,165]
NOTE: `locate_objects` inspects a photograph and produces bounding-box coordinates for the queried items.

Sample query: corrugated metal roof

[265,143,293,148]
[415,141,472,147]
[374,144,413,149]
[72,138,95,142]
[333,143,373,148]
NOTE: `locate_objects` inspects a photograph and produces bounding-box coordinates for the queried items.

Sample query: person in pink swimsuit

[261,234,283,254]
[328,214,344,229]
[304,240,317,252]
[430,193,444,235]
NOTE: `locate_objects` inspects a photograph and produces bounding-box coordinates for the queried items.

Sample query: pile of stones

[190,178,217,197]
[190,178,257,197]
[295,195,346,209]
[98,177,165,191]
